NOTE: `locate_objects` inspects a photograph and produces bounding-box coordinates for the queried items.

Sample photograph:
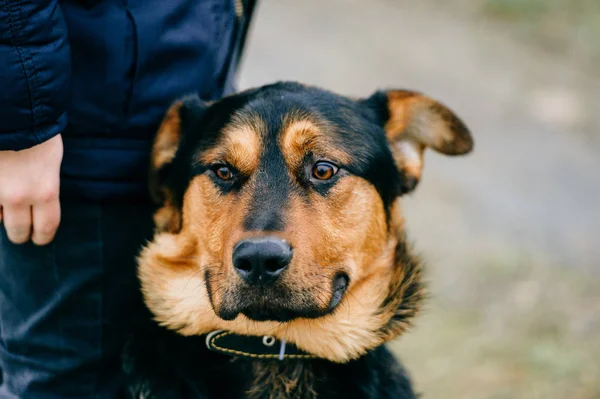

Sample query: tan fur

[280,117,350,170]
[151,101,183,171]
[200,113,263,175]
[138,185,421,362]
[152,193,182,233]
[384,91,473,185]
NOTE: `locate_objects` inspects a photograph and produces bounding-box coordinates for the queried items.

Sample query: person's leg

[0,201,153,398]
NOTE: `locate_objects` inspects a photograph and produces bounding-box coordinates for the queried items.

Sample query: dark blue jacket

[0,0,251,202]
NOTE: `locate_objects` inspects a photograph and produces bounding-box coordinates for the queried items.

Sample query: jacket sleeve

[0,1,70,151]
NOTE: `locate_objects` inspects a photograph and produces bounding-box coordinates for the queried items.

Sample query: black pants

[0,201,154,398]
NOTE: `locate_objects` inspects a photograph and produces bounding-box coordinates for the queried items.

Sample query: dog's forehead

[208,85,387,163]
[229,86,351,137]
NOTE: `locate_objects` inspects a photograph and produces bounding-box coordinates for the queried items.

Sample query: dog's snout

[232,237,292,285]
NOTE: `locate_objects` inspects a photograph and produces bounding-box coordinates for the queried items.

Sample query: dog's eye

[312,161,338,181]
[213,164,233,181]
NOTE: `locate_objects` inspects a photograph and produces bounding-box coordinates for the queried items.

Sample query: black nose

[232,237,292,285]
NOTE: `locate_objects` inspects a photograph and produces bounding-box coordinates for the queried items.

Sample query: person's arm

[0,0,70,150]
[0,1,69,245]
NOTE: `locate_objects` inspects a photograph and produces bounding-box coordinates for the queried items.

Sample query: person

[0,1,255,397]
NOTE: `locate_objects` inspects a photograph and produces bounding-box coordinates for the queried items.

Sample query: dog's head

[139,82,473,362]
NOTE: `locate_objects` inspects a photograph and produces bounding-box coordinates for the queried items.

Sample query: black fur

[243,137,290,232]
[123,316,418,399]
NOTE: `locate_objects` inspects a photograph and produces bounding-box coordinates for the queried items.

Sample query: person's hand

[0,135,63,245]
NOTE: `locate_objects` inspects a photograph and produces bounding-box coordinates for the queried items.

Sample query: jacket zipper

[234,0,244,20]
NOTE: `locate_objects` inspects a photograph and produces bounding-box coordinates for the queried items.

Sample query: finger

[31,200,61,246]
[2,205,33,244]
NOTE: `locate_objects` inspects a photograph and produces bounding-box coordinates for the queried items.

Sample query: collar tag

[278,339,287,360]
[205,330,315,361]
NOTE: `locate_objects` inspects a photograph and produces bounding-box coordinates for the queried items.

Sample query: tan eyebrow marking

[280,116,350,170]
[199,114,265,175]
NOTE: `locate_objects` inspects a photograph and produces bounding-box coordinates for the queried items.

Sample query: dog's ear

[149,95,207,232]
[365,90,473,194]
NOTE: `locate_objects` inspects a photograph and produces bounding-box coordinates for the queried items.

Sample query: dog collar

[205,330,316,360]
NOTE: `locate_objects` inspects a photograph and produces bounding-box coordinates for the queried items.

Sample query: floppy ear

[366,90,473,194]
[149,94,207,232]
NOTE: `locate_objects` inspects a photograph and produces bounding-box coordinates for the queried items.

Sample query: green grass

[390,254,600,398]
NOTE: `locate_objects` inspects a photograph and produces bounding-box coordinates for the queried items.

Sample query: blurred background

[237,1,600,398]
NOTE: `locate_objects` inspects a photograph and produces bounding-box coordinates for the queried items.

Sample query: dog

[122,81,473,398]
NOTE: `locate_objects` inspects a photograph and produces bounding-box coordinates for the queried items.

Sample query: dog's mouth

[209,273,350,323]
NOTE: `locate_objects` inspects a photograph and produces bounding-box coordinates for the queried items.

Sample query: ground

[237,1,600,398]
